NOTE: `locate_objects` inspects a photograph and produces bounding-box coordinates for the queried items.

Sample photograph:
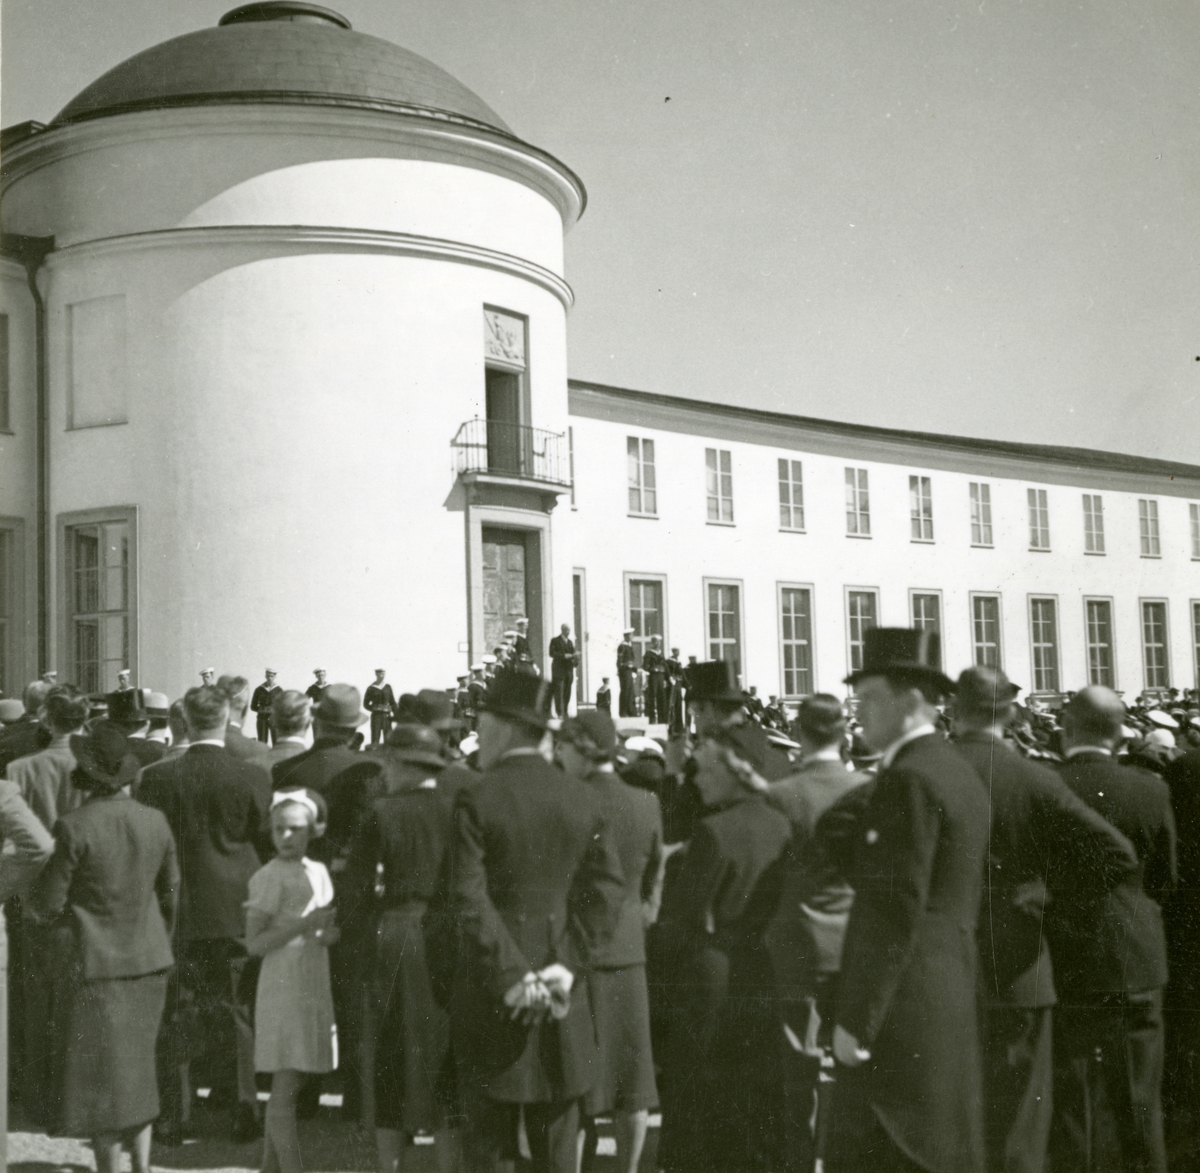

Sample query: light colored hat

[503,631,518,639]
[459,732,479,756]
[145,691,170,717]
[481,654,497,665]
[0,698,25,723]
[471,663,485,672]
[1147,710,1179,730]
[1190,717,1200,730]
[623,627,635,635]
[1147,728,1176,749]
[1119,724,1138,742]
[622,735,664,759]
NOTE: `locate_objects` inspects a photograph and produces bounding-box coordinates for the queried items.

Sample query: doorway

[481,527,542,665]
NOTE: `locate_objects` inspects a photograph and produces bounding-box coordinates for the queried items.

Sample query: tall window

[627,577,664,667]
[846,590,878,674]
[779,586,813,697]
[0,314,9,432]
[969,482,993,546]
[705,449,733,523]
[1085,599,1115,687]
[910,593,942,668]
[0,527,11,695]
[778,459,805,531]
[1082,494,1105,554]
[706,582,741,673]
[1193,602,1200,688]
[845,468,870,536]
[483,308,527,475]
[909,476,934,541]
[1139,499,1161,557]
[68,518,131,695]
[1029,597,1060,692]
[1142,601,1170,689]
[1191,504,1200,559]
[627,437,657,515]
[971,595,1002,668]
[1028,489,1050,550]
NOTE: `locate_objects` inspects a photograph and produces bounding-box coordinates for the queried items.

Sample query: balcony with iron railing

[452,418,572,488]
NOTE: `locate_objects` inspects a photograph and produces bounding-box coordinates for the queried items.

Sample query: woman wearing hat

[30,721,179,1173]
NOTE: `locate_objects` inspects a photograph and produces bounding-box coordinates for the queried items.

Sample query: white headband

[271,790,319,822]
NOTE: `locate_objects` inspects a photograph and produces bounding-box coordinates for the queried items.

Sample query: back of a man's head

[185,685,230,740]
[216,674,251,720]
[43,685,89,736]
[23,679,52,712]
[272,690,311,739]
[1064,685,1125,747]
[168,699,189,743]
[795,693,846,749]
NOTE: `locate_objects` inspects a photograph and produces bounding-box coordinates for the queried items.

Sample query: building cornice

[568,380,1200,498]
[47,225,574,308]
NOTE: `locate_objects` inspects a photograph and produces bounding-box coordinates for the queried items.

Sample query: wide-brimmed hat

[560,711,617,759]
[1147,709,1179,730]
[106,687,148,725]
[383,723,447,768]
[686,660,742,703]
[954,665,1020,715]
[480,672,552,730]
[70,722,141,790]
[845,628,955,697]
[313,683,369,728]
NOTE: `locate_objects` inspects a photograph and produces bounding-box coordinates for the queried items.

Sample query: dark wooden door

[482,529,528,653]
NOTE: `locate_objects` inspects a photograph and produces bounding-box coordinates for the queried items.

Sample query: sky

[4,0,1199,463]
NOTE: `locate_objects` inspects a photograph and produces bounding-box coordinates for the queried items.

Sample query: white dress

[247,856,338,1074]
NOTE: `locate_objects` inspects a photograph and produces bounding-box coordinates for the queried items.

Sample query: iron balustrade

[452,418,571,486]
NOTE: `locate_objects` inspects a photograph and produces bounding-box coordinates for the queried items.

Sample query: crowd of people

[0,631,1199,1173]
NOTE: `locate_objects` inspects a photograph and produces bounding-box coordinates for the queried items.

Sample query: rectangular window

[971,595,1002,669]
[627,437,657,515]
[1191,504,1200,559]
[1193,601,1200,688]
[779,585,813,697]
[706,581,742,674]
[1083,494,1105,554]
[1139,499,1161,558]
[1028,488,1050,550]
[969,482,992,546]
[568,427,575,507]
[910,592,942,668]
[1085,599,1115,687]
[66,517,132,695]
[0,526,10,695]
[1029,597,1060,692]
[483,307,528,475]
[626,577,665,667]
[0,313,9,432]
[845,467,870,536]
[778,459,805,531]
[909,475,934,541]
[705,448,734,523]
[68,294,128,429]
[1142,601,1170,690]
[846,589,878,674]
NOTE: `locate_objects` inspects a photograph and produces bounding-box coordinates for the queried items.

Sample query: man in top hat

[829,629,990,1173]
[306,668,329,706]
[617,630,637,717]
[452,671,624,1173]
[642,635,667,724]
[686,659,747,738]
[106,686,166,767]
[364,669,397,747]
[548,623,579,718]
[250,670,282,744]
[951,667,1138,1173]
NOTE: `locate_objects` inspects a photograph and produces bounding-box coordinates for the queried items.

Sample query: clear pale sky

[4,1,1198,462]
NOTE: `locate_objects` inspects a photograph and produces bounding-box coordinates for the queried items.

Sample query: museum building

[1,3,1198,705]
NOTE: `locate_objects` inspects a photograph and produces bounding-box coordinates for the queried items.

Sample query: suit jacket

[548,636,577,677]
[6,738,83,833]
[0,778,54,902]
[265,737,308,772]
[272,737,365,864]
[137,744,268,942]
[954,732,1137,1007]
[834,733,989,1173]
[451,750,624,1102]
[1054,750,1177,996]
[224,723,271,768]
[1164,748,1200,1002]
[31,791,177,980]
[0,716,53,775]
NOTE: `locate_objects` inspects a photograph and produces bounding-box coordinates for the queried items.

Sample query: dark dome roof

[51,4,513,136]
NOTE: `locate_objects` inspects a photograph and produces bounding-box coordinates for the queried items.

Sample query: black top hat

[70,721,141,792]
[480,672,552,730]
[845,628,955,696]
[383,723,447,769]
[686,660,742,703]
[105,687,147,725]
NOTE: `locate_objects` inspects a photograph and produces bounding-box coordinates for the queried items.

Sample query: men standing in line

[642,635,666,724]
[364,669,396,747]
[830,630,989,1173]
[617,629,637,717]
[951,667,1138,1173]
[549,624,578,718]
[250,670,281,743]
[451,673,624,1173]
[1049,686,1177,1173]
[306,668,329,706]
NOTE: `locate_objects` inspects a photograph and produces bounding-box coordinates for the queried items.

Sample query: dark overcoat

[832,732,990,1173]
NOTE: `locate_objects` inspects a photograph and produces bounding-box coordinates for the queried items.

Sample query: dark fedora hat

[70,721,141,790]
[559,710,617,759]
[106,687,147,725]
[383,723,447,769]
[955,665,1021,717]
[845,628,955,696]
[480,672,552,730]
[686,660,742,703]
[313,683,369,728]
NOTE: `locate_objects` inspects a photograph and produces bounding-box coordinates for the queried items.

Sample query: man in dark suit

[216,675,271,771]
[1050,686,1177,1173]
[250,669,281,743]
[548,624,578,718]
[617,629,637,717]
[951,668,1138,1173]
[264,690,311,772]
[137,685,269,1143]
[830,629,989,1173]
[364,669,396,747]
[452,672,624,1173]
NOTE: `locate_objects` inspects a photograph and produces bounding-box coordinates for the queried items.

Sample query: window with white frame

[969,482,993,546]
[1139,499,1161,558]
[1029,597,1060,692]
[706,582,741,673]
[971,595,1002,668]
[846,589,878,674]
[1028,489,1050,550]
[1082,494,1105,554]
[909,476,934,541]
[626,577,665,667]
[1191,504,1200,559]
[1142,601,1170,689]
[779,585,813,697]
[845,468,870,536]
[705,448,734,523]
[1085,599,1115,687]
[778,459,805,531]
[910,592,942,667]
[67,516,133,695]
[627,437,656,516]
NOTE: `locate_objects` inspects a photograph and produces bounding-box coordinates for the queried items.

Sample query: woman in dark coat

[30,721,178,1173]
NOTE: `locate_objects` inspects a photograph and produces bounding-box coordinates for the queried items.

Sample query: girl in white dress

[246,792,338,1173]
